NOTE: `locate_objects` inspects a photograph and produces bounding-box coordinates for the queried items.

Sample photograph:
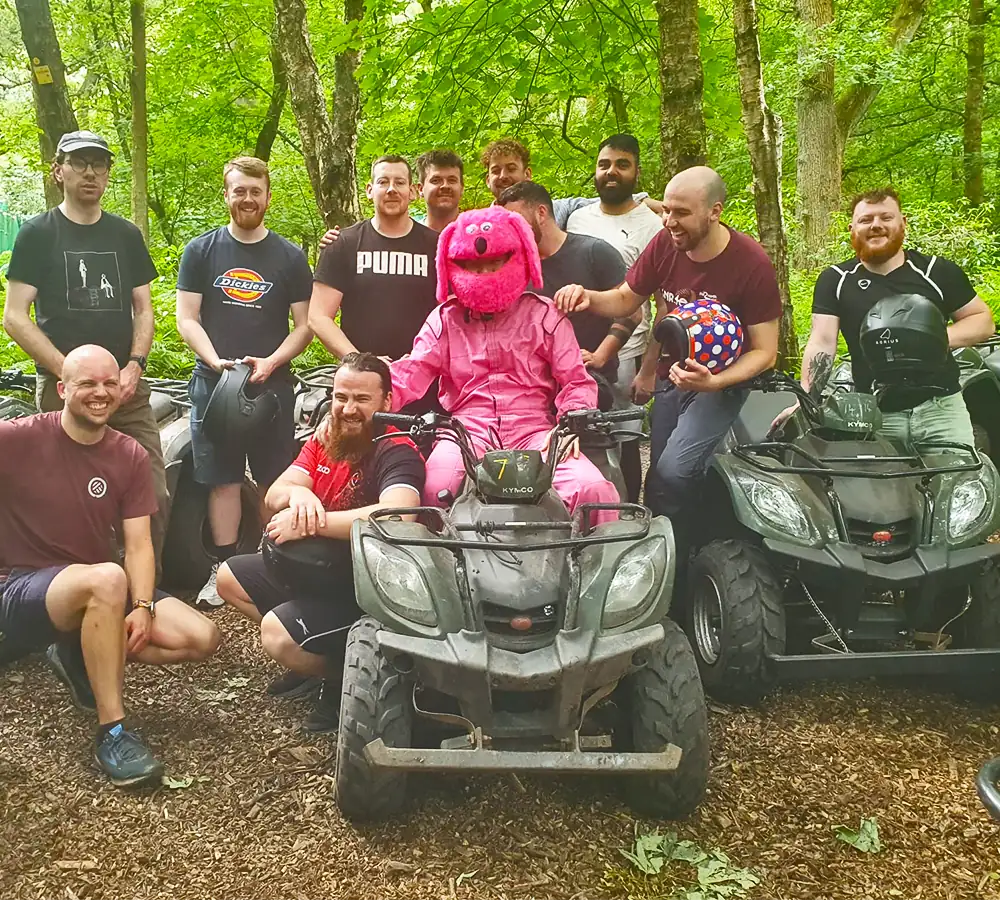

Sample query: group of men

[0,125,992,788]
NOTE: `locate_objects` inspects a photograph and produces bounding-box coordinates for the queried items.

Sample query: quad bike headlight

[365,539,438,627]
[948,477,989,541]
[736,475,810,541]
[602,538,665,629]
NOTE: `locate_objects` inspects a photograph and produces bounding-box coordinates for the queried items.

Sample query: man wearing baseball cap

[3,130,168,575]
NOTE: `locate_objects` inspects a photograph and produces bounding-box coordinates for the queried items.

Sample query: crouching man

[0,345,220,787]
[216,353,424,732]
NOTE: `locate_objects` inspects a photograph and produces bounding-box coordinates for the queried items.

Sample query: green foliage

[833,817,882,853]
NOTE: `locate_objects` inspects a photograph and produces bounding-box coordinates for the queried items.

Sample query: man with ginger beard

[176,156,313,608]
[216,353,424,731]
[771,188,994,444]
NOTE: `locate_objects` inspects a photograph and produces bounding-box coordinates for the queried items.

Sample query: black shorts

[225,551,360,657]
[0,565,168,657]
[188,371,297,487]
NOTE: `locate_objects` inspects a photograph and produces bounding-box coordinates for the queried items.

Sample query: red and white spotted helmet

[654,297,745,375]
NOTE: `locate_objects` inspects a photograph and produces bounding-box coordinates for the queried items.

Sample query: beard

[668,218,712,252]
[595,174,635,205]
[321,413,374,463]
[230,204,266,230]
[851,225,905,264]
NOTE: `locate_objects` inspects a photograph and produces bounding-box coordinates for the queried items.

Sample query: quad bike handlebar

[0,369,36,392]
[977,758,1000,821]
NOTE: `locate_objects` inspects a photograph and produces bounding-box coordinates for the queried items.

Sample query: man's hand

[669,358,720,393]
[540,427,581,462]
[286,485,327,535]
[210,357,237,374]
[241,355,279,384]
[266,507,309,545]
[378,355,393,366]
[631,368,656,404]
[319,227,341,251]
[124,607,152,656]
[769,403,799,434]
[119,361,142,404]
[552,284,590,314]
[581,348,609,370]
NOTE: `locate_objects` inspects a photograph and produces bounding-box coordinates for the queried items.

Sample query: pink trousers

[423,428,620,524]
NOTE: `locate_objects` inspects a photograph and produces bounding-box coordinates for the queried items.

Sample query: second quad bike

[682,371,1000,704]
[322,408,709,822]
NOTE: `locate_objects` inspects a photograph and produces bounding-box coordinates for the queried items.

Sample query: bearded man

[176,156,314,607]
[771,188,994,444]
[216,352,425,731]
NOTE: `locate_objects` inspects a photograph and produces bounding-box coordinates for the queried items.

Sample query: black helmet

[262,535,352,595]
[202,363,280,445]
[859,294,949,387]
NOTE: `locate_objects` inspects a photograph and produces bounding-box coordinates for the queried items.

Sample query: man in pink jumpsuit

[390,206,619,521]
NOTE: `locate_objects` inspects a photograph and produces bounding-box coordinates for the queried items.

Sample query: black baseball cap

[56,130,113,157]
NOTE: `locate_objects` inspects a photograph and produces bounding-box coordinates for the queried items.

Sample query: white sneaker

[197,562,224,607]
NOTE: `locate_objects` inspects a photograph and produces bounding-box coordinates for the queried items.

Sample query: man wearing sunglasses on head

[3,131,167,577]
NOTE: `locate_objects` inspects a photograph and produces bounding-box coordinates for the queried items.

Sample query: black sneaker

[303,680,340,733]
[267,671,321,700]
[47,641,96,712]
[95,724,164,787]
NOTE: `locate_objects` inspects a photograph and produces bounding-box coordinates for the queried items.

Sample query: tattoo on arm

[806,351,833,400]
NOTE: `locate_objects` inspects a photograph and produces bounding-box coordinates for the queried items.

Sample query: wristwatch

[129,354,147,372]
[133,597,156,618]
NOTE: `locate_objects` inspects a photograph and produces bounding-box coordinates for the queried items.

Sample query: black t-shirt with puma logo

[812,249,977,411]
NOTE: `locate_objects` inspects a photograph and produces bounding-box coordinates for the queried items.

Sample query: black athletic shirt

[812,249,977,412]
[6,208,158,372]
[176,227,312,379]
[313,219,438,360]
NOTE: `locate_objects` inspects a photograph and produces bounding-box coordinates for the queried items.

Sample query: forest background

[0,0,997,377]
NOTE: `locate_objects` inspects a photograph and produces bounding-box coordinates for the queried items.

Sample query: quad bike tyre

[614,619,710,819]
[954,560,1000,699]
[335,616,413,821]
[161,472,262,589]
[687,539,786,705]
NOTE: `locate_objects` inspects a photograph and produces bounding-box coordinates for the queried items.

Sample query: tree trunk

[963,0,986,206]
[272,0,361,226]
[254,22,288,162]
[733,0,797,371]
[129,0,149,240]
[835,0,928,145]
[13,0,79,208]
[654,0,706,179]
[794,0,839,263]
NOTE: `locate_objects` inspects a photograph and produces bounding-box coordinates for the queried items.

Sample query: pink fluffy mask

[436,206,544,314]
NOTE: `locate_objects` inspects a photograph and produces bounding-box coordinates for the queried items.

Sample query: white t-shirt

[566,202,664,360]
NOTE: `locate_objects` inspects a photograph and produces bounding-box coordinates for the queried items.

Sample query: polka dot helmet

[653,297,744,376]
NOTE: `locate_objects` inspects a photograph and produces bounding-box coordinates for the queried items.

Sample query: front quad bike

[684,371,1000,704]
[335,409,709,822]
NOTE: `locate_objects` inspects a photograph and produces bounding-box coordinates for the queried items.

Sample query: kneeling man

[216,352,424,731]
[0,346,220,787]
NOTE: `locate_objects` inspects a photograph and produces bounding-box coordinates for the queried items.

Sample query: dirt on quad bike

[329,408,709,822]
[682,371,1000,706]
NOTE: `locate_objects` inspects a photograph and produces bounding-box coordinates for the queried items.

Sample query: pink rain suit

[390,206,619,521]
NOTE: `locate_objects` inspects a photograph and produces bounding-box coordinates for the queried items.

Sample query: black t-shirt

[813,249,977,411]
[538,232,626,376]
[6,208,158,372]
[176,227,312,378]
[313,219,438,360]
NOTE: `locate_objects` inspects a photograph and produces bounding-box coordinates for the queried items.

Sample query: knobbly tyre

[0,367,262,592]
[333,407,708,821]
[682,371,1000,704]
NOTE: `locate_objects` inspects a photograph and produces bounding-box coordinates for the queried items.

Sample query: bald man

[0,345,219,788]
[554,167,781,547]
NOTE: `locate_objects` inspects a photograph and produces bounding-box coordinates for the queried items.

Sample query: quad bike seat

[730,390,798,445]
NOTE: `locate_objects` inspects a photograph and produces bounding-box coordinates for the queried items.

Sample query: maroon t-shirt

[0,412,157,571]
[626,226,782,344]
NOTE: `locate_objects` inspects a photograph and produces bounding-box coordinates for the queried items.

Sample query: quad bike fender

[159,413,194,500]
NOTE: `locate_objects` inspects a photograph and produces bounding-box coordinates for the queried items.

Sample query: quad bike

[682,371,1000,704]
[0,368,262,591]
[331,408,709,821]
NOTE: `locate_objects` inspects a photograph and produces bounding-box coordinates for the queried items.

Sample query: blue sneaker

[47,642,97,712]
[95,725,164,787]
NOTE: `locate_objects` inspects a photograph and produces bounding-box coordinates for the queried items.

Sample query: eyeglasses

[67,156,111,175]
